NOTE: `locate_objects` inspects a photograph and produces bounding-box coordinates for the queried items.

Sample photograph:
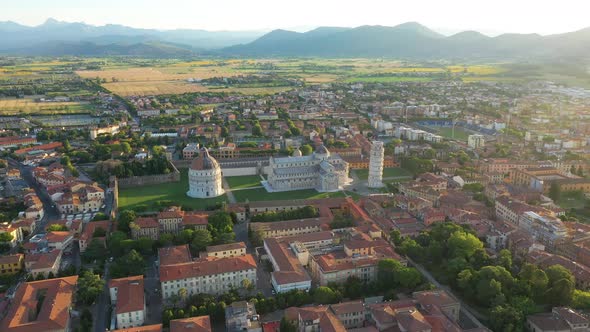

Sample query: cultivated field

[0,98,92,115]
[74,58,519,96]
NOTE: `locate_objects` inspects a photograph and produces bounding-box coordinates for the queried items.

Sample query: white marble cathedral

[187,148,225,198]
[368,140,385,188]
[264,145,351,192]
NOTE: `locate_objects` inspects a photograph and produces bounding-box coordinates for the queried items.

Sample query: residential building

[225,301,261,332]
[0,276,78,332]
[0,254,24,276]
[526,307,589,332]
[159,255,257,300]
[468,134,485,149]
[204,242,247,258]
[109,275,146,329]
[170,316,211,332]
[24,250,62,278]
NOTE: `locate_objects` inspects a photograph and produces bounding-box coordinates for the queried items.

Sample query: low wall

[117,162,180,188]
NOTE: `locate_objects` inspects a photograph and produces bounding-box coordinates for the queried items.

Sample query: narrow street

[94,262,111,332]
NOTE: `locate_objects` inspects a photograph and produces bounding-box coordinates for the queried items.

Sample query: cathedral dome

[314,144,330,157]
[190,148,219,171]
[292,148,302,157]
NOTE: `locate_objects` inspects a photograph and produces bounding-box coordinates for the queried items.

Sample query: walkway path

[222,178,237,204]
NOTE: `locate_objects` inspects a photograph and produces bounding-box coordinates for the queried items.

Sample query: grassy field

[118,169,227,211]
[72,59,519,96]
[557,191,589,210]
[225,175,263,189]
[0,98,93,115]
[354,167,413,180]
[424,126,472,141]
[232,187,353,203]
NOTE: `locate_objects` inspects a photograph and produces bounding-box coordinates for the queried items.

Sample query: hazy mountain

[2,19,590,59]
[0,18,264,55]
[222,23,590,60]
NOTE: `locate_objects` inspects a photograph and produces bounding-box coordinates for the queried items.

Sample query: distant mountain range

[223,22,590,60]
[1,19,590,59]
[0,18,263,56]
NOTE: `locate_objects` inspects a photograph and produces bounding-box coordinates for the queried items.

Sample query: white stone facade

[265,145,351,193]
[187,148,225,198]
[368,141,385,188]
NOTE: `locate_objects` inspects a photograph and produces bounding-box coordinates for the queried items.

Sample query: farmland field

[0,98,93,115]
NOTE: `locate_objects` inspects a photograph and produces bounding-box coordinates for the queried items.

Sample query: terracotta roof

[170,315,211,332]
[45,231,72,244]
[330,300,364,315]
[0,276,78,332]
[109,275,145,314]
[113,324,163,332]
[0,254,23,266]
[206,242,246,253]
[160,255,257,282]
[134,217,159,229]
[25,250,62,270]
[412,290,457,309]
[158,245,193,266]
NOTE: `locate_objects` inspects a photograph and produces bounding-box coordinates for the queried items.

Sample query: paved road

[94,262,111,332]
[221,178,236,204]
[407,257,487,328]
[144,257,162,325]
[19,163,61,232]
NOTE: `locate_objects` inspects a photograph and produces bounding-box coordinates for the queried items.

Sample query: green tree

[300,144,313,156]
[280,317,297,332]
[83,238,107,263]
[448,231,483,259]
[77,270,105,305]
[549,182,561,202]
[313,286,339,304]
[118,210,136,233]
[110,249,145,278]
[47,224,68,232]
[497,249,513,271]
[191,229,213,252]
[488,305,523,332]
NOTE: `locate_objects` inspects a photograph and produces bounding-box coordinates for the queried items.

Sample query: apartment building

[225,302,261,332]
[1,276,78,332]
[24,249,62,278]
[204,242,246,258]
[0,253,24,276]
[109,275,146,329]
[170,316,211,332]
[159,255,257,300]
[527,307,589,332]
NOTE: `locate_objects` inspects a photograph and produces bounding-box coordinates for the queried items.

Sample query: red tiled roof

[0,276,78,332]
[170,315,211,332]
[160,255,257,282]
[109,275,145,314]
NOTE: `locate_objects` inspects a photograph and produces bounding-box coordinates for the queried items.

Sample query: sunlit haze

[3,0,590,35]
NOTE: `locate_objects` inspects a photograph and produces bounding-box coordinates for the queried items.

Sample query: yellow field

[0,98,90,114]
[102,80,292,96]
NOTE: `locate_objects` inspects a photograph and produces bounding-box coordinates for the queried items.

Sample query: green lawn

[119,169,227,212]
[354,167,413,180]
[225,175,263,189]
[231,188,355,203]
[557,191,588,210]
[428,126,472,141]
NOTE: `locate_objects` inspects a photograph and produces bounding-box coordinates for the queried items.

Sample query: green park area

[118,169,227,212]
[231,187,359,203]
[354,167,412,180]
[225,175,263,189]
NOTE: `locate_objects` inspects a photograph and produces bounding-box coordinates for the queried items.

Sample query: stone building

[265,145,350,193]
[187,148,225,198]
[368,140,384,188]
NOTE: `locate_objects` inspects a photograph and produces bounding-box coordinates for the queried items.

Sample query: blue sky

[2,0,589,35]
